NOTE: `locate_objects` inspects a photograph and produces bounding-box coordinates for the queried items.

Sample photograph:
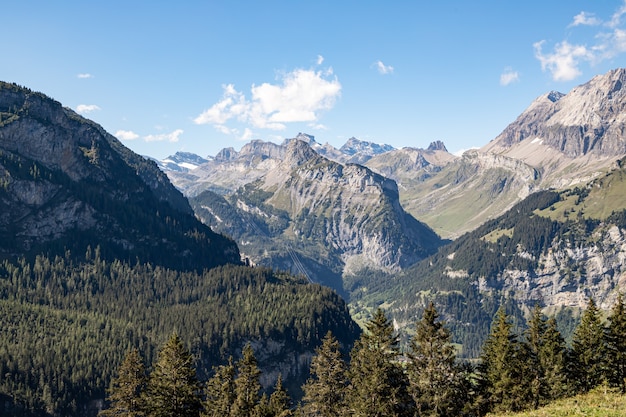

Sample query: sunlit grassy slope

[487,388,626,417]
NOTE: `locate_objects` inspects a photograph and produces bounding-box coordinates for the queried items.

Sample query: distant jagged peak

[282,132,319,148]
[339,137,395,156]
[546,90,565,103]
[239,139,285,159]
[427,140,448,152]
[159,151,209,172]
[215,147,238,162]
[487,67,626,158]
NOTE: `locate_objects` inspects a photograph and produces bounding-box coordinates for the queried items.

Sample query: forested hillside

[97,299,626,417]
[351,157,626,357]
[0,252,360,416]
[0,83,361,416]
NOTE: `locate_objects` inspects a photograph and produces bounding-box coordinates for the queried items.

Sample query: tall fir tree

[144,334,202,417]
[268,374,292,416]
[347,308,413,417]
[605,294,626,393]
[524,305,570,407]
[524,305,546,409]
[99,348,147,417]
[301,331,349,417]
[571,298,606,392]
[232,343,262,417]
[477,307,532,413]
[406,302,469,417]
[540,317,570,400]
[203,357,236,417]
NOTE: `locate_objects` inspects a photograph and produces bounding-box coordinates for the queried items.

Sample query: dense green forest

[98,297,626,417]
[0,252,360,416]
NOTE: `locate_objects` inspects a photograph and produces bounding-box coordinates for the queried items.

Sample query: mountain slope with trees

[351,155,626,358]
[0,82,361,416]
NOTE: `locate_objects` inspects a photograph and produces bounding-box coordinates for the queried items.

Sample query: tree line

[100,295,626,417]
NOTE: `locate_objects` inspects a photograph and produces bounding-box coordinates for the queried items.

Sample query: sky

[3,1,626,159]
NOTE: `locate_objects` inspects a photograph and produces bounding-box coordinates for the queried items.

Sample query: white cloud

[500,68,520,86]
[375,60,394,75]
[115,130,140,141]
[240,128,254,141]
[144,129,184,143]
[534,40,592,81]
[608,1,626,28]
[76,104,101,114]
[570,11,601,27]
[316,55,324,65]
[77,73,93,79]
[308,122,328,130]
[194,65,341,133]
[536,2,626,81]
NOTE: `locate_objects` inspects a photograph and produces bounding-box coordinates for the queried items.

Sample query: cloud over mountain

[194,64,341,134]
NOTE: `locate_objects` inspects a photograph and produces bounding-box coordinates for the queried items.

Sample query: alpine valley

[0,82,360,416]
[3,66,626,416]
[161,68,626,354]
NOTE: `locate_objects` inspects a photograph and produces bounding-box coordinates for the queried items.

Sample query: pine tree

[232,343,262,417]
[347,308,413,417]
[477,307,532,413]
[144,334,202,417]
[268,374,292,416]
[571,298,606,392]
[406,302,469,417]
[524,305,570,407]
[99,348,147,417]
[203,357,236,417]
[605,294,626,392]
[301,331,349,417]
[540,317,570,400]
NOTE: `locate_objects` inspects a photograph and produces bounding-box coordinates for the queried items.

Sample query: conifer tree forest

[1,248,626,416]
[97,298,626,417]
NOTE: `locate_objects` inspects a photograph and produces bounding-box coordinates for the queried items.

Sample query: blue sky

[3,1,626,159]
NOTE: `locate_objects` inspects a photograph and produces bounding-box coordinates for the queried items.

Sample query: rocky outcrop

[487,68,626,158]
[190,140,444,289]
[0,81,239,268]
[478,224,626,311]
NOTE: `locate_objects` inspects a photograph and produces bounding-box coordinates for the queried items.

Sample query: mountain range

[3,66,626,415]
[0,81,360,416]
[159,68,626,350]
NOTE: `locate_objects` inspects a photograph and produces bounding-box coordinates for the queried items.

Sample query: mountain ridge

[189,138,444,291]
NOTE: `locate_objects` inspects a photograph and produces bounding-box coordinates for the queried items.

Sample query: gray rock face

[0,82,239,267]
[477,224,626,311]
[490,68,626,157]
[189,139,443,287]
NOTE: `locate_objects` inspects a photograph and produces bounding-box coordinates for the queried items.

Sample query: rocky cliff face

[487,223,626,311]
[0,82,239,268]
[488,68,626,158]
[190,139,443,290]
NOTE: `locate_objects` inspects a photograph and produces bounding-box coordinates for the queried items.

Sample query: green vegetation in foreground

[486,387,626,417]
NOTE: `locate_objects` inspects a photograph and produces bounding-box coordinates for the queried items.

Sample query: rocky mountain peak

[546,90,565,103]
[215,146,238,162]
[427,140,448,152]
[487,67,626,158]
[339,137,395,156]
[239,139,285,159]
[282,138,321,168]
